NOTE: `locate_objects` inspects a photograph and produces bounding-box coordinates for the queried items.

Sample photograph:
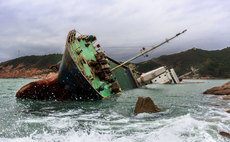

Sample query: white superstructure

[151,68,180,84]
[137,66,180,85]
[137,67,167,84]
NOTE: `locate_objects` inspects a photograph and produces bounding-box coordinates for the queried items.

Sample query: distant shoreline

[0,77,229,80]
[0,72,56,79]
[181,77,230,80]
[1,48,230,80]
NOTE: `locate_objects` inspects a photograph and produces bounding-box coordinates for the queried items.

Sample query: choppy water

[0,79,230,142]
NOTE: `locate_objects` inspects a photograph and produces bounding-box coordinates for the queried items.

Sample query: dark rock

[203,81,230,95]
[134,97,160,115]
[209,103,226,107]
[226,110,230,113]
[222,95,230,100]
[219,131,230,139]
[210,104,221,106]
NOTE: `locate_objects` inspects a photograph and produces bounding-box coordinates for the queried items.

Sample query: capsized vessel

[16,29,186,100]
[57,30,139,100]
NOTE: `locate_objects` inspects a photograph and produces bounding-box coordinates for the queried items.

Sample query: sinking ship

[16,29,186,101]
[57,30,139,100]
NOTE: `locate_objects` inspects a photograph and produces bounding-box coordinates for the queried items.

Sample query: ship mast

[111,29,187,71]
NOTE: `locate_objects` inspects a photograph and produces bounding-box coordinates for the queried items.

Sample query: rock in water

[226,110,230,113]
[222,95,230,100]
[203,81,230,95]
[219,131,230,139]
[134,97,160,115]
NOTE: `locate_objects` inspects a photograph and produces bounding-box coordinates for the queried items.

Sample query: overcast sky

[0,0,230,63]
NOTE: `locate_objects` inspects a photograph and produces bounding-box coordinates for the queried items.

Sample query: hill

[0,47,229,79]
[0,54,62,78]
[136,47,230,78]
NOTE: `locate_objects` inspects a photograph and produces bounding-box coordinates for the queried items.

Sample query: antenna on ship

[111,29,187,71]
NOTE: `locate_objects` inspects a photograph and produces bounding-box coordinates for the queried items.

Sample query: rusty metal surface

[57,29,121,100]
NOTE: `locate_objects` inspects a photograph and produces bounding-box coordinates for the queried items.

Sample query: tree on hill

[136,47,230,78]
[0,54,63,69]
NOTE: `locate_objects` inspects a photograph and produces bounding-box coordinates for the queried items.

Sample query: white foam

[143,114,229,142]
[1,113,230,142]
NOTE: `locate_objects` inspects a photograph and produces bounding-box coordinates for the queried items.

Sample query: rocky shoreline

[203,81,230,95]
[182,76,230,80]
[182,76,216,79]
[203,81,230,139]
[0,64,56,79]
[0,72,56,79]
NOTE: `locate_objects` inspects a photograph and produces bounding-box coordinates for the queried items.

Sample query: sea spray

[0,79,230,142]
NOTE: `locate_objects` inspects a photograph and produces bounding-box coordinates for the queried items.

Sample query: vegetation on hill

[136,47,230,78]
[0,54,63,71]
[0,47,229,78]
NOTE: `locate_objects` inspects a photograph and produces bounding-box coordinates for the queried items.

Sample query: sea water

[0,79,230,142]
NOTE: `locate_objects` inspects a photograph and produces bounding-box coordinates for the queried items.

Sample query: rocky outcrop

[203,81,230,95]
[219,131,230,139]
[222,95,230,100]
[0,63,54,79]
[134,97,160,115]
[0,54,62,79]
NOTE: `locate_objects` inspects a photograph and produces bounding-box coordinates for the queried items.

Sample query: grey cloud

[0,0,230,63]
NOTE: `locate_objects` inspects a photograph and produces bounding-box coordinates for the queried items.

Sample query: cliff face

[0,54,62,79]
[0,64,52,79]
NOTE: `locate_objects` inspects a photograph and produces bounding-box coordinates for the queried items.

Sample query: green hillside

[0,54,63,70]
[0,47,229,78]
[136,47,230,78]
